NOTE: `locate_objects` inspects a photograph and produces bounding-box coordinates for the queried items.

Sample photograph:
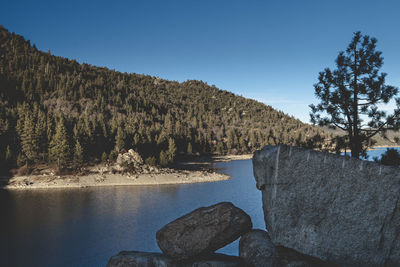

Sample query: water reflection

[0,160,263,266]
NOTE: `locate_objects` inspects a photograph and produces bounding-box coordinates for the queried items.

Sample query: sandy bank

[212,154,253,162]
[4,170,230,190]
[1,152,255,190]
[368,145,400,150]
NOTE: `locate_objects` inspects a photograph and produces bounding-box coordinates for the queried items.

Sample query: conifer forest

[0,26,332,173]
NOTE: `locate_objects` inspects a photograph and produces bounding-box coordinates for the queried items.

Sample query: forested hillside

[0,26,333,173]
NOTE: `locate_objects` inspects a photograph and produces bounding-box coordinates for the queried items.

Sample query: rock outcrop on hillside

[253,145,400,266]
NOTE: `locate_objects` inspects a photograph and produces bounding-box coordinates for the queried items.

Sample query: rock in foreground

[239,229,278,267]
[156,202,252,260]
[253,145,400,266]
[106,251,174,267]
[106,251,244,267]
[276,246,338,267]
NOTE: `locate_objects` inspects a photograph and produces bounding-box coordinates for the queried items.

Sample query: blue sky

[2,0,400,123]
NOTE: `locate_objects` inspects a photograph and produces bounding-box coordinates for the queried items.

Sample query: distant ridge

[0,25,332,171]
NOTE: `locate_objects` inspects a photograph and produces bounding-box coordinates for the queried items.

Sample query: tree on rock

[310,32,400,158]
[49,116,70,169]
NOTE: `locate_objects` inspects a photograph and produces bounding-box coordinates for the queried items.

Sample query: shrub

[375,148,400,166]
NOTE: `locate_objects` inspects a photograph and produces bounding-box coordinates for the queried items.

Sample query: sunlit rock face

[253,145,400,266]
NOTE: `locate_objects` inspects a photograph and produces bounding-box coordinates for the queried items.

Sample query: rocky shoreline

[3,170,229,190]
[1,149,242,190]
[107,202,335,267]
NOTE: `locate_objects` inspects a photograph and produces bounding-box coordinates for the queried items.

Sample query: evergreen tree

[310,32,400,158]
[49,117,70,169]
[101,151,108,163]
[375,148,400,166]
[187,142,193,155]
[73,140,84,167]
[167,137,177,163]
[20,113,39,164]
[159,150,169,167]
[115,126,125,151]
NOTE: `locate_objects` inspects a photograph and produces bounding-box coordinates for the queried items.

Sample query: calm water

[343,147,400,159]
[367,147,400,159]
[0,159,264,267]
[1,148,393,266]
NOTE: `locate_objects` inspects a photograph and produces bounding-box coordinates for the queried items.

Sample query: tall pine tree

[49,116,70,169]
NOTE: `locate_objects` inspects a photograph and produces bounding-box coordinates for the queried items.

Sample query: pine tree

[310,32,400,158]
[159,150,169,167]
[49,117,70,169]
[101,151,108,163]
[5,145,12,162]
[167,137,177,163]
[187,142,193,155]
[20,113,39,164]
[73,140,84,167]
[35,109,47,160]
[115,126,125,151]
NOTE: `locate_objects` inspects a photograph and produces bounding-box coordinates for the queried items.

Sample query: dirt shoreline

[1,154,252,190]
[368,145,400,150]
[3,170,230,190]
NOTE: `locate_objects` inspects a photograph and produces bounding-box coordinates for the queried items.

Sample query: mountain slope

[0,25,332,172]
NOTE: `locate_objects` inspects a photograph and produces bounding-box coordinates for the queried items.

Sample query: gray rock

[106,251,245,267]
[182,253,246,267]
[276,246,338,267]
[253,145,400,266]
[114,149,144,172]
[106,251,175,267]
[239,229,278,267]
[156,202,252,260]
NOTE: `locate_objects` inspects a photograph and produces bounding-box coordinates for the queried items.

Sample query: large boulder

[117,149,144,165]
[156,202,252,260]
[239,229,278,267]
[114,149,144,172]
[181,253,245,267]
[253,145,400,266]
[106,251,174,267]
[275,246,338,267]
[106,251,244,267]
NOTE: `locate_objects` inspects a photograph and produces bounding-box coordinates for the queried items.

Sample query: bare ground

[2,154,252,190]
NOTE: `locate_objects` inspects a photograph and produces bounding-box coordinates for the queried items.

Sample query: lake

[0,159,264,267]
[0,148,394,266]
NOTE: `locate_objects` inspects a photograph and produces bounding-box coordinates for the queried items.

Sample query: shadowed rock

[156,202,252,260]
[239,229,278,267]
[181,253,245,267]
[276,246,338,267]
[253,145,400,266]
[106,251,175,267]
[106,251,245,267]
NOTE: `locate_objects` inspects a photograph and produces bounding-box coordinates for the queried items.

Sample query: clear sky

[2,0,400,123]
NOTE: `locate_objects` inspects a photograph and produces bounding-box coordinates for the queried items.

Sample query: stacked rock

[107,202,250,266]
[107,202,335,266]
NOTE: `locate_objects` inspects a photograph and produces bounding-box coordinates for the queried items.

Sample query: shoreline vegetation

[2,145,398,190]
[2,145,397,190]
[1,154,252,190]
